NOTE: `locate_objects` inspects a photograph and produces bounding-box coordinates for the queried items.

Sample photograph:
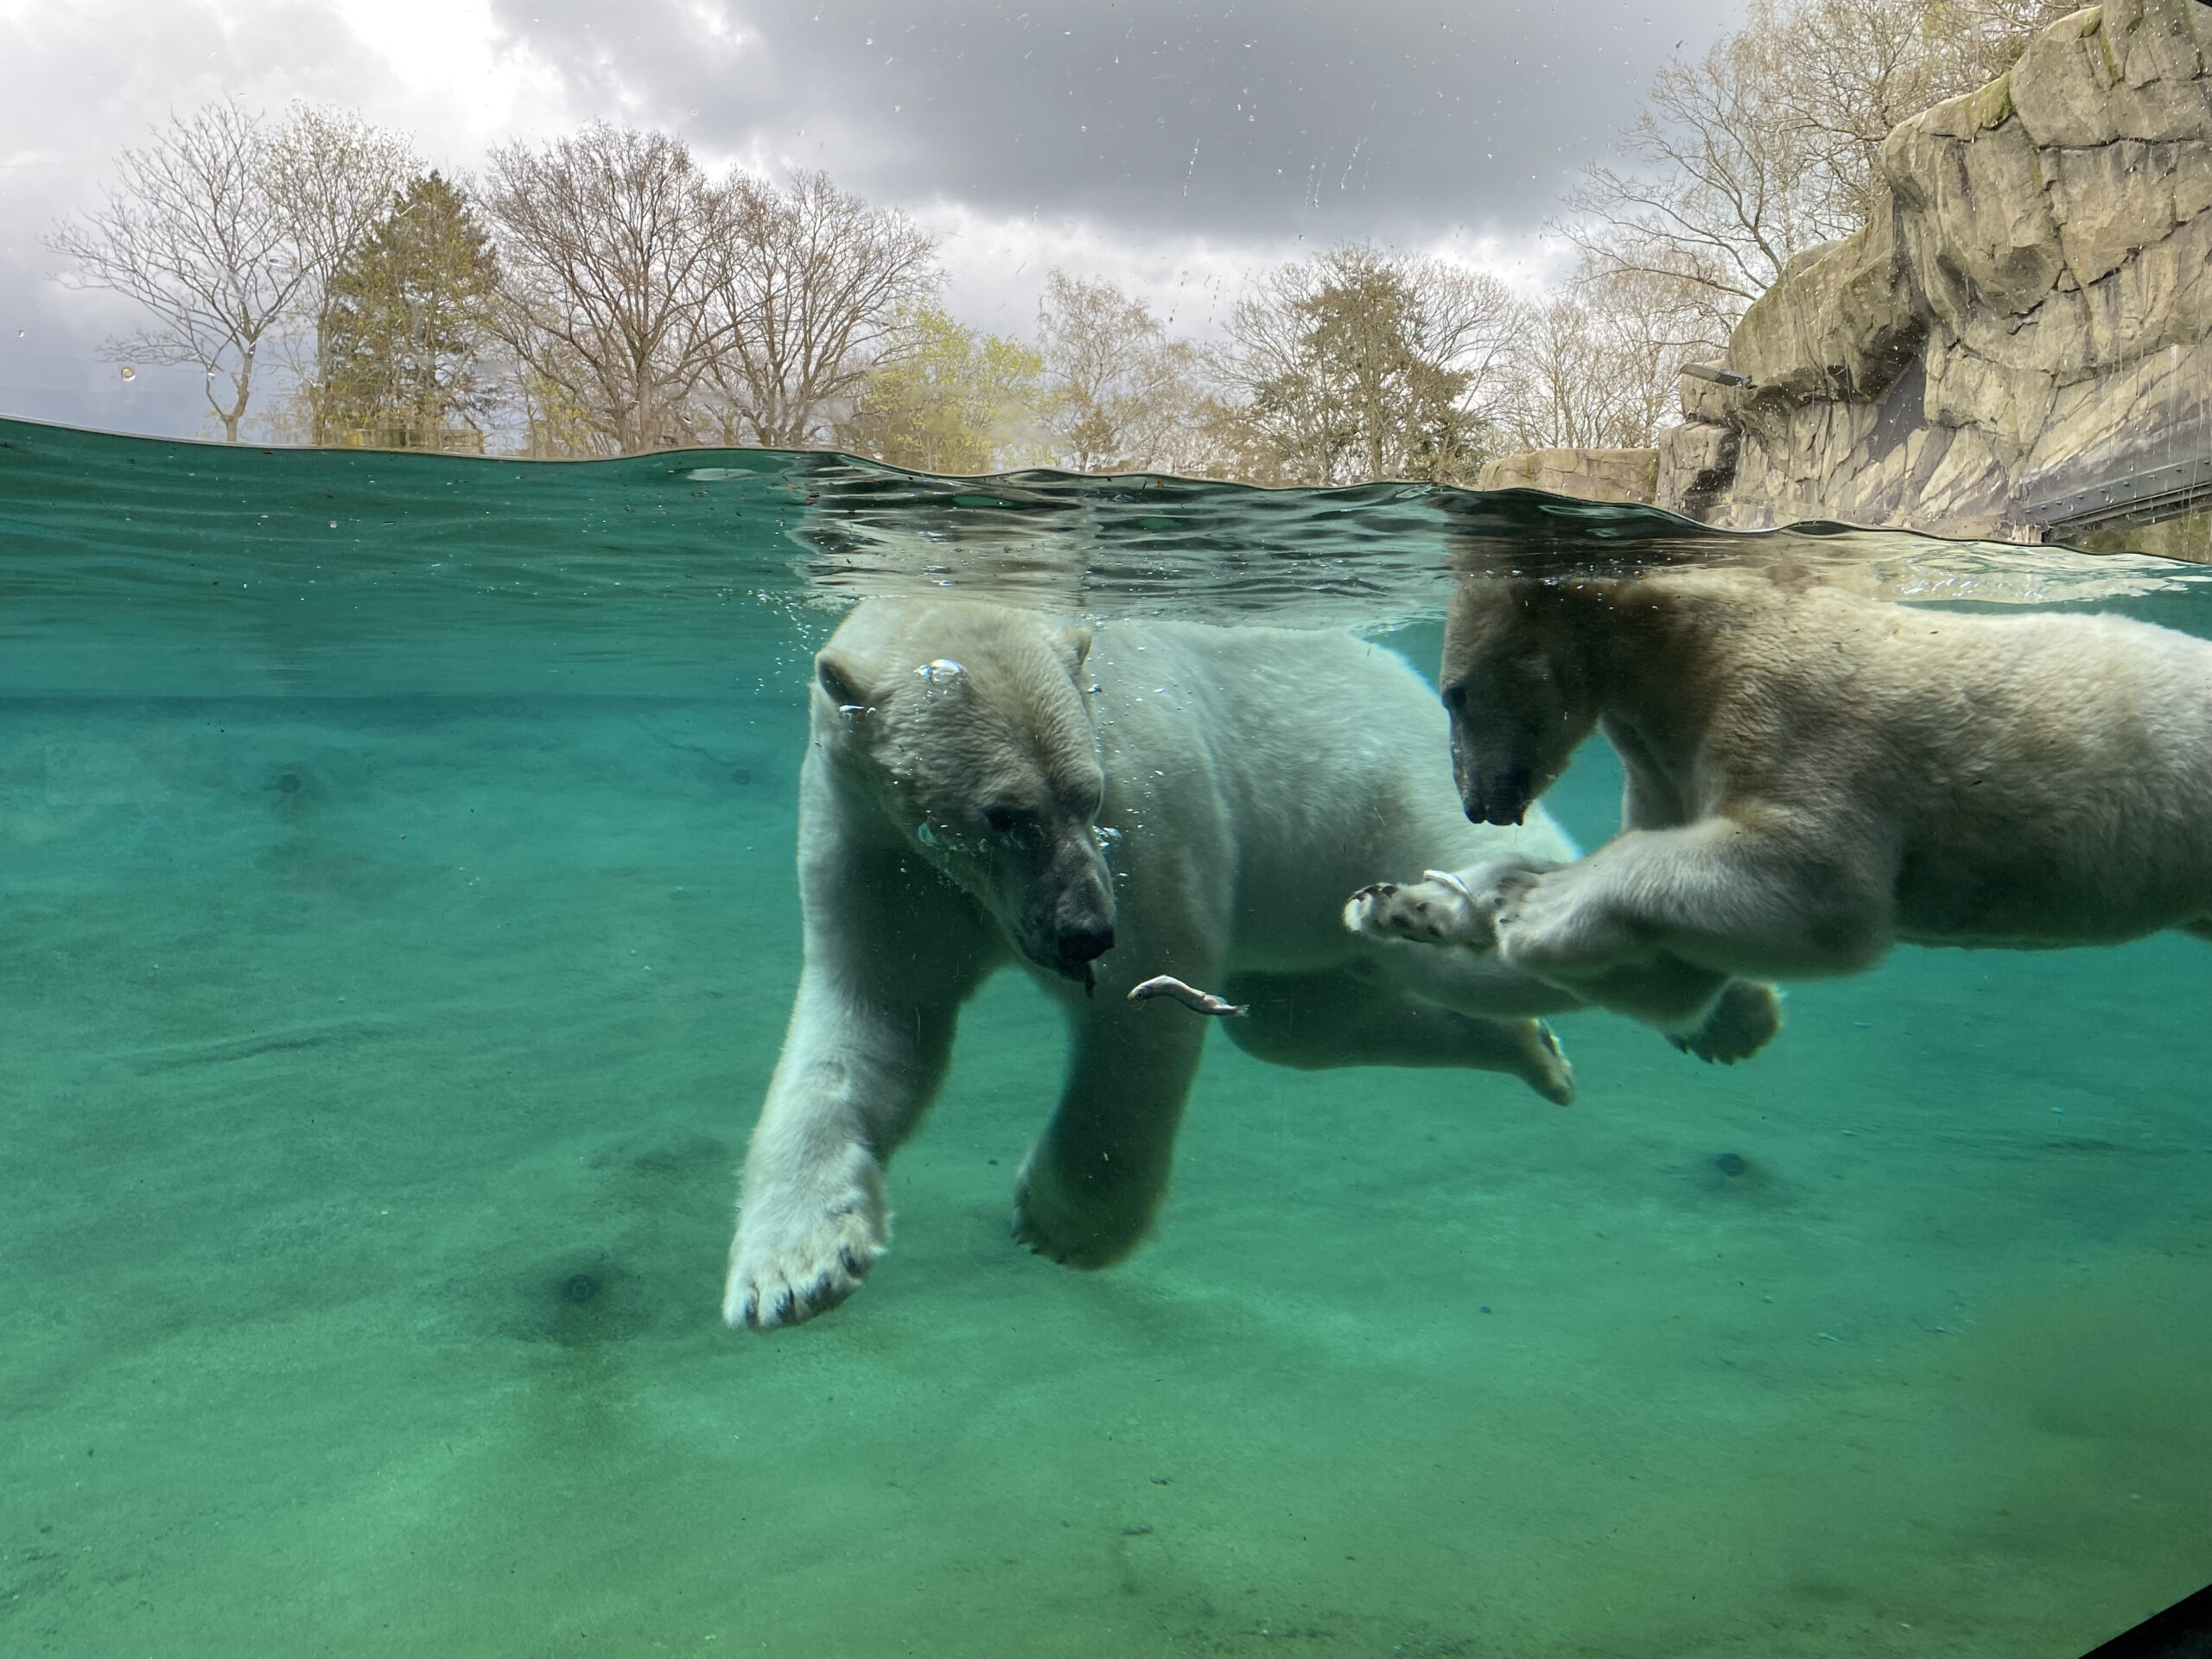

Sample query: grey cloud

[497,0,1727,242]
[2,1,414,435]
[3,0,1732,436]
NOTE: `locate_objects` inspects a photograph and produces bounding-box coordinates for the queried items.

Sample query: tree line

[41,107,1592,478]
[46,0,2072,480]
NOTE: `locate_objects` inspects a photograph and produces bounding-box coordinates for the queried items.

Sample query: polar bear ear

[1056,627,1094,678]
[816,650,875,712]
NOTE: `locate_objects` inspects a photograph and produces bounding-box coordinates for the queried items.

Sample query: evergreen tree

[1211,247,1512,486]
[321,173,500,451]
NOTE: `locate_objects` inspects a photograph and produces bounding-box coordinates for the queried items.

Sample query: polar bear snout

[1049,867,1117,981]
[1459,758,1535,828]
[1024,836,1117,984]
[1447,715,1533,827]
[1053,918,1117,979]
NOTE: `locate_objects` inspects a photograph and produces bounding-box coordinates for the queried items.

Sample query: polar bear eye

[982,804,1036,839]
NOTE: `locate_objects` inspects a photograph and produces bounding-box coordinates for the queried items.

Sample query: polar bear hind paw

[723,1205,884,1329]
[1669,980,1784,1065]
[1521,1020,1577,1106]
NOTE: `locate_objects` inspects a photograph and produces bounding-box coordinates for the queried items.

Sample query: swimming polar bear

[726,600,1770,1329]
[1349,565,2212,1039]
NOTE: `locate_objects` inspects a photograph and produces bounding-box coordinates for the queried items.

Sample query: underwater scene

[3,413,2210,1658]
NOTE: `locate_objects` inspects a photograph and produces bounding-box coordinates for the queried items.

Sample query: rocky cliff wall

[1473,447,1659,502]
[1653,0,2212,540]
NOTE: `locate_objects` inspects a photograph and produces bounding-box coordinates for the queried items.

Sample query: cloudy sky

[0,0,1733,440]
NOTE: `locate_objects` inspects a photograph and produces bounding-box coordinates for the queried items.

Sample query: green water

[3,416,2209,1656]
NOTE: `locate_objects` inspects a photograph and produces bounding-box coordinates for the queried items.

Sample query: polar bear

[726,599,1770,1330]
[1349,565,2212,1038]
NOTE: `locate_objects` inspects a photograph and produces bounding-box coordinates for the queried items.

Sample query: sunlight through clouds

[328,0,570,145]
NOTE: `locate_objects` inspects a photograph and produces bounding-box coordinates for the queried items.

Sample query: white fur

[724,601,1588,1329]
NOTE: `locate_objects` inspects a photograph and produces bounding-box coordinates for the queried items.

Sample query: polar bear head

[814,602,1116,985]
[1440,577,1606,826]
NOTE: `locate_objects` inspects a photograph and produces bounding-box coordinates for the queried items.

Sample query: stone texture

[1475,447,1659,503]
[1728,202,1926,402]
[2106,0,2212,136]
[2010,9,2125,146]
[2049,141,2182,285]
[1655,0,2212,544]
[1656,421,1739,517]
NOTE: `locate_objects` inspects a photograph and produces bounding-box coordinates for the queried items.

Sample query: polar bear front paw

[1345,868,1499,948]
[723,1177,887,1329]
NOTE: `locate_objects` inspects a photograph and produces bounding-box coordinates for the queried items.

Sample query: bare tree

[1210,245,1518,486]
[1035,270,1211,474]
[1506,296,1607,454]
[1566,0,2081,335]
[47,102,313,442]
[1504,259,1720,452]
[700,171,938,448]
[510,373,598,462]
[1595,263,1726,443]
[1779,0,2080,225]
[1561,11,1832,341]
[482,124,731,455]
[1206,263,1345,486]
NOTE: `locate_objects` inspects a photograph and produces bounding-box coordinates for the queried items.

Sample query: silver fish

[1126,975,1248,1018]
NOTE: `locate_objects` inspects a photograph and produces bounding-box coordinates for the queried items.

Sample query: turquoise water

[3,416,2209,1656]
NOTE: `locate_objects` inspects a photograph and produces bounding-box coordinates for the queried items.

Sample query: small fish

[1127,975,1248,1018]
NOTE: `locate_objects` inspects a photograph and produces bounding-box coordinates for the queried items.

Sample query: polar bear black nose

[1463,764,1535,828]
[1055,922,1116,969]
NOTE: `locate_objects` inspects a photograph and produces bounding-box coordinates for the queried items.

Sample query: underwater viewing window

[7,0,2212,1651]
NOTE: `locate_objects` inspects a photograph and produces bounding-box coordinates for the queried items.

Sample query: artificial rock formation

[1474,447,1660,503]
[1655,0,2212,539]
